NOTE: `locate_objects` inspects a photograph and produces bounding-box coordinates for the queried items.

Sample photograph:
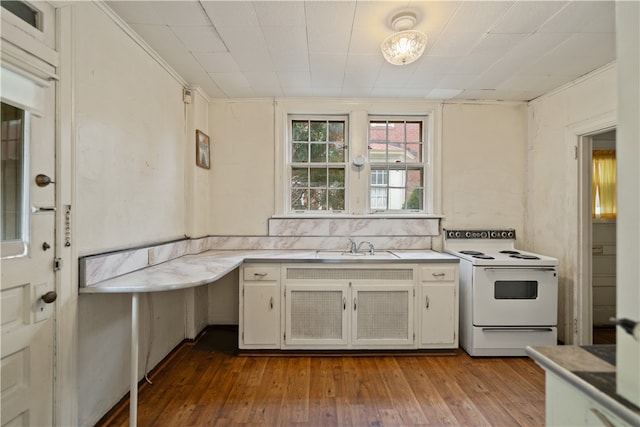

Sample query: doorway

[590,130,617,344]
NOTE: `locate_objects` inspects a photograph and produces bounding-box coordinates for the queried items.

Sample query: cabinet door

[284,284,348,348]
[352,285,414,347]
[242,282,280,347]
[420,284,456,346]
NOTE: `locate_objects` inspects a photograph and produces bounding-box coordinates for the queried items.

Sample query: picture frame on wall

[196,129,210,169]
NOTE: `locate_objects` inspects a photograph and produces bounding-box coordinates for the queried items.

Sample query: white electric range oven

[444,229,558,356]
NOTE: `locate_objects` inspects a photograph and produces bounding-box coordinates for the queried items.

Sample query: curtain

[592,150,616,218]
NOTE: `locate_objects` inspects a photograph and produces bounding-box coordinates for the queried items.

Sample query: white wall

[72,3,195,425]
[209,99,275,235]
[527,64,617,344]
[441,101,527,239]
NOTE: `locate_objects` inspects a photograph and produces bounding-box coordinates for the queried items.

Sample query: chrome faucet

[348,238,375,255]
[357,241,375,255]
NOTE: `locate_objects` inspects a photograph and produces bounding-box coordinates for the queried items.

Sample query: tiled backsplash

[79,217,441,287]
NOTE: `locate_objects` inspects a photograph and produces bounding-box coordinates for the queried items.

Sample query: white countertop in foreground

[79,250,459,294]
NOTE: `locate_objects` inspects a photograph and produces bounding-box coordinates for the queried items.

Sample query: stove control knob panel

[444,229,515,239]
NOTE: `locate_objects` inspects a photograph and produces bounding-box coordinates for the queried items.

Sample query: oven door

[472,266,558,326]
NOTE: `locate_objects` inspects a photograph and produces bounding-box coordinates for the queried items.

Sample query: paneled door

[1,2,58,423]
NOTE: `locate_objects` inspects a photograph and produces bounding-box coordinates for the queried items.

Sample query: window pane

[406,121,422,143]
[310,169,327,187]
[1,103,26,241]
[327,142,345,162]
[310,121,327,142]
[405,142,421,163]
[328,121,344,142]
[388,121,405,142]
[291,168,308,187]
[328,168,344,188]
[310,143,326,162]
[292,142,308,162]
[388,188,405,210]
[328,189,345,211]
[370,187,387,210]
[292,120,309,141]
[291,188,307,210]
[309,189,326,210]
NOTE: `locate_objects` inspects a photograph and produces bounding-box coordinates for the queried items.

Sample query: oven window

[494,281,538,299]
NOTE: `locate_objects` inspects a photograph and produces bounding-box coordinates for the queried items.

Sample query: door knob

[41,291,57,304]
[35,174,55,187]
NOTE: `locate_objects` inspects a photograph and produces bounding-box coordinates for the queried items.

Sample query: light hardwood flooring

[97,328,546,427]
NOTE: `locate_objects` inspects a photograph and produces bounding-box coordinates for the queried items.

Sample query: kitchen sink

[315,250,399,259]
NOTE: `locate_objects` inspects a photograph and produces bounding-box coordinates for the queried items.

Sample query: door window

[1,102,29,257]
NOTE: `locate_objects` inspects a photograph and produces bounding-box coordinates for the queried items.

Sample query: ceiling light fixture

[381,11,427,66]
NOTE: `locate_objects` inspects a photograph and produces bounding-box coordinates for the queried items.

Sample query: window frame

[274,99,442,218]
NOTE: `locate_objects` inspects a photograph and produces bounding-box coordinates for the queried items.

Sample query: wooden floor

[593,326,617,345]
[97,329,546,427]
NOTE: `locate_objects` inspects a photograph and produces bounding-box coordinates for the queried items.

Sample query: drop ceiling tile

[311,71,346,88]
[306,1,356,28]
[253,1,306,27]
[231,49,274,72]
[153,1,209,26]
[243,71,280,88]
[427,32,484,57]
[216,25,268,53]
[538,1,615,33]
[545,33,615,58]
[343,71,379,89]
[450,54,499,75]
[426,88,463,99]
[442,1,514,34]
[106,1,165,25]
[504,32,573,59]
[490,1,568,34]
[200,1,259,27]
[309,53,348,74]
[277,71,312,88]
[209,72,251,90]
[194,52,239,73]
[170,25,226,53]
[470,33,528,56]
[262,26,308,53]
[344,54,384,74]
[270,52,310,72]
[349,27,388,55]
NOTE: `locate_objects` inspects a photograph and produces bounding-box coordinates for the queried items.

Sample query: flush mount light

[381,11,427,66]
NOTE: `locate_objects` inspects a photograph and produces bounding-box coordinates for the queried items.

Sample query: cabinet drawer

[421,266,456,282]
[243,266,280,281]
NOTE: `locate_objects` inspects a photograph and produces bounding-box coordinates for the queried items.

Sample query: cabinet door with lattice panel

[284,284,348,348]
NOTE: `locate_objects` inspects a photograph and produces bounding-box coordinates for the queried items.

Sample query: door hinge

[54,258,63,271]
[574,318,578,335]
[574,145,578,160]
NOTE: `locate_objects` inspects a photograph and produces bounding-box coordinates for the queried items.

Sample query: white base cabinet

[239,262,458,351]
[419,265,458,348]
[239,265,281,349]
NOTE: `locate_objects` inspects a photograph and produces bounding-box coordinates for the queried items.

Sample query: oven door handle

[483,267,556,272]
[481,327,554,332]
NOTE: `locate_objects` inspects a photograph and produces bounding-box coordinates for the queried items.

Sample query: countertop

[79,249,459,294]
[527,345,640,425]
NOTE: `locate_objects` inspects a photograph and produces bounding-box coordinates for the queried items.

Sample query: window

[592,150,616,219]
[368,118,424,211]
[1,1,40,29]
[1,102,30,258]
[278,100,440,216]
[289,117,347,212]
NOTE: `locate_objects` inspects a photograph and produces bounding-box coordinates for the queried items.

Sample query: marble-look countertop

[527,345,640,426]
[79,249,459,294]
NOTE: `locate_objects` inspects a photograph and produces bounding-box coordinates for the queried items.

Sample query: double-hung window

[289,116,347,212]
[368,117,425,212]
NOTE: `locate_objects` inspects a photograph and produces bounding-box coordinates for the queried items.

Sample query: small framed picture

[196,129,210,169]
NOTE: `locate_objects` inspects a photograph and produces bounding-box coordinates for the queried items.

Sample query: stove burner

[460,250,484,255]
[509,254,540,260]
[473,255,495,259]
[500,250,520,255]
